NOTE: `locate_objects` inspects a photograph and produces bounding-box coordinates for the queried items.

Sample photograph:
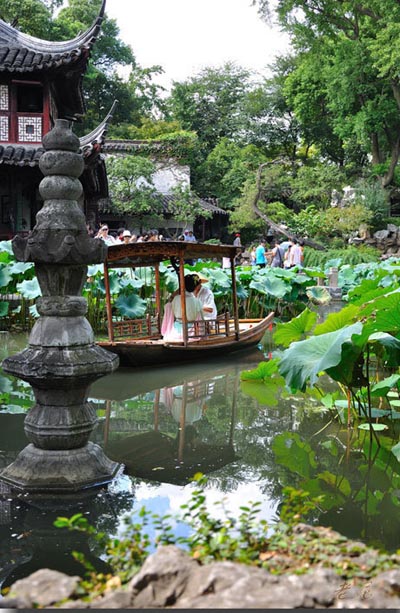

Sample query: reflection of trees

[272,414,400,552]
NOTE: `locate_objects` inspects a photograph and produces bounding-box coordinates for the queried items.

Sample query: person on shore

[288,238,304,268]
[95,225,117,245]
[233,232,241,247]
[255,239,267,268]
[266,239,285,268]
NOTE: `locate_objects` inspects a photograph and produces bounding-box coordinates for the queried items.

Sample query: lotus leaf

[87,264,104,277]
[115,293,147,318]
[273,308,317,347]
[240,359,280,381]
[306,286,332,305]
[8,262,34,275]
[250,277,289,299]
[16,278,41,299]
[272,432,317,478]
[0,241,13,255]
[240,380,281,405]
[0,267,12,288]
[313,304,359,335]
[279,322,363,391]
[358,423,388,431]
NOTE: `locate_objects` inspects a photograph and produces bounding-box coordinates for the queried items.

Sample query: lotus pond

[1,323,400,590]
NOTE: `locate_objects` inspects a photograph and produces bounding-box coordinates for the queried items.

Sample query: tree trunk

[370,132,381,165]
[252,161,325,251]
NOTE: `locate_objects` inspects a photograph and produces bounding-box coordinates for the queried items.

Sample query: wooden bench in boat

[110,312,236,341]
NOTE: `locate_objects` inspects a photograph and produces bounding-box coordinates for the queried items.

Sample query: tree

[0,0,58,38]
[165,184,212,238]
[169,62,252,154]
[254,0,400,188]
[106,156,164,230]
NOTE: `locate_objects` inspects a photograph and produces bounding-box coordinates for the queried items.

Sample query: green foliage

[303,246,379,268]
[106,155,163,224]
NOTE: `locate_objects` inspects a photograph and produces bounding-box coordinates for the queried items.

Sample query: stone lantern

[1,119,120,492]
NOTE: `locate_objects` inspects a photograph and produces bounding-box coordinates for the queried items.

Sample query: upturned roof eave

[0,0,105,57]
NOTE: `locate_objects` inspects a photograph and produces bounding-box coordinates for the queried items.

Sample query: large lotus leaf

[250,276,289,299]
[8,261,34,275]
[0,267,12,288]
[115,293,147,318]
[0,301,9,316]
[313,304,360,335]
[0,374,13,393]
[324,258,342,269]
[240,379,282,405]
[292,274,314,286]
[240,359,280,381]
[301,268,326,279]
[347,275,387,303]
[206,268,231,290]
[0,241,13,255]
[119,273,144,290]
[273,308,317,348]
[272,432,317,478]
[87,264,104,277]
[367,332,400,367]
[299,478,345,511]
[131,267,155,283]
[97,273,122,295]
[358,423,388,431]
[371,374,400,397]
[279,322,363,391]
[317,470,351,497]
[16,278,41,299]
[306,286,332,305]
[358,287,400,317]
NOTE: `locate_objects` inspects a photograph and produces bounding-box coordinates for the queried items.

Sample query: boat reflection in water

[91,361,243,486]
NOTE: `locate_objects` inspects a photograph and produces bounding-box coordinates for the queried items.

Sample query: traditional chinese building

[0,0,109,240]
[100,139,228,241]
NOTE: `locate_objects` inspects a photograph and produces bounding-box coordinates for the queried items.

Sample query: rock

[373,229,390,240]
[3,569,80,608]
[129,545,200,608]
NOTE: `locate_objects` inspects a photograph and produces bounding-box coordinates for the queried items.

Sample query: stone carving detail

[1,119,119,493]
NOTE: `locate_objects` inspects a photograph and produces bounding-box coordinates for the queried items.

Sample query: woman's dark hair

[184,275,197,292]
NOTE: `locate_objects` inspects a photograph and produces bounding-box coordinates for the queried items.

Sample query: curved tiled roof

[0,0,105,73]
[0,99,116,167]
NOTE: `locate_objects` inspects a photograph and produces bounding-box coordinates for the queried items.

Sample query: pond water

[1,331,400,591]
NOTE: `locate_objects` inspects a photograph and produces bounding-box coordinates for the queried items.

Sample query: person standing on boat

[191,273,217,320]
[162,275,203,341]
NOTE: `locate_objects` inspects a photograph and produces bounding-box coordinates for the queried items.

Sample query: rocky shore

[2,524,400,609]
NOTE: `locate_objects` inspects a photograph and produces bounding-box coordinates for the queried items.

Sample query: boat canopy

[105,240,240,268]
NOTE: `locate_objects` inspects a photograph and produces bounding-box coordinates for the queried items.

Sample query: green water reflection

[1,331,400,589]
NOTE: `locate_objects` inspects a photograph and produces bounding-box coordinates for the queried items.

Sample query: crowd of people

[89,224,198,246]
[250,237,304,269]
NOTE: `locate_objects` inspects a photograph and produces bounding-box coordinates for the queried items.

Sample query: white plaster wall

[152,163,190,194]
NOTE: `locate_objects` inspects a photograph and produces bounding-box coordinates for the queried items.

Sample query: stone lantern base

[0,443,121,493]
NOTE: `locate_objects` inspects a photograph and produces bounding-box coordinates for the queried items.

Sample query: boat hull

[97,313,273,368]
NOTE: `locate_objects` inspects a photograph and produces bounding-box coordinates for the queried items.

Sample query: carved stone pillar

[1,119,120,492]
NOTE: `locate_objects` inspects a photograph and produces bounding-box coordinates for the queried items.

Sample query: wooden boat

[97,240,274,367]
